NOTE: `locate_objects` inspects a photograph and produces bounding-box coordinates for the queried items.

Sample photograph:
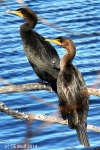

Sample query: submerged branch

[0,102,100,133]
[0,82,100,96]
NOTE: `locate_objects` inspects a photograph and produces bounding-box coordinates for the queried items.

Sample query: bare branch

[0,102,29,120]
[0,81,100,97]
[37,16,75,35]
[0,102,100,133]
[0,78,100,133]
[87,88,100,97]
[0,83,52,93]
[0,77,58,109]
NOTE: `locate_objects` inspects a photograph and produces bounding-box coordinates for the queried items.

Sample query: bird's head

[45,36,76,52]
[6,7,37,21]
[45,36,76,63]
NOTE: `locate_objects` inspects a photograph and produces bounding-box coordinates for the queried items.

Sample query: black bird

[7,8,60,93]
[45,36,90,147]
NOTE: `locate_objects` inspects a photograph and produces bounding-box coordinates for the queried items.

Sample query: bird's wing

[28,52,59,79]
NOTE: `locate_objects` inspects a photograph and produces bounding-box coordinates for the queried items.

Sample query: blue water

[0,0,100,149]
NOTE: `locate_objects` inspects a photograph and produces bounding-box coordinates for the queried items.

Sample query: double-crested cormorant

[45,36,90,147]
[7,8,60,93]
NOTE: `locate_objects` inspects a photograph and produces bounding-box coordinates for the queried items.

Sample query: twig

[0,102,100,133]
[16,0,25,6]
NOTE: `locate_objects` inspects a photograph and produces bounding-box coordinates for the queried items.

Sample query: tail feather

[51,80,57,93]
[76,124,90,147]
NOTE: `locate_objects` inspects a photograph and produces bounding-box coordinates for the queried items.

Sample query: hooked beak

[6,10,23,18]
[45,38,61,46]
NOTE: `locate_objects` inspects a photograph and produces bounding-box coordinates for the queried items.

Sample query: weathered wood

[0,102,100,133]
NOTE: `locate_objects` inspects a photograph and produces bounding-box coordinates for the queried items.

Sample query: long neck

[60,46,76,70]
[20,17,37,32]
[60,54,69,70]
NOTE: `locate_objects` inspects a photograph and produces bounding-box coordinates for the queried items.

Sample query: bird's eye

[52,60,55,64]
[19,10,22,13]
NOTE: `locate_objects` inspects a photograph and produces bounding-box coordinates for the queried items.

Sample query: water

[0,0,100,149]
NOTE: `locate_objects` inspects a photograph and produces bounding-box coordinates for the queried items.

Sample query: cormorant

[45,36,90,147]
[7,8,60,93]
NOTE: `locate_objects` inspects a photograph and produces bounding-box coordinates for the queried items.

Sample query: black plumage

[46,36,90,147]
[7,8,60,93]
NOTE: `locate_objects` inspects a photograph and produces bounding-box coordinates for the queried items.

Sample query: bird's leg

[38,79,45,85]
[38,79,52,88]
